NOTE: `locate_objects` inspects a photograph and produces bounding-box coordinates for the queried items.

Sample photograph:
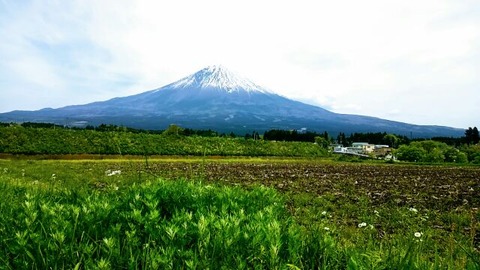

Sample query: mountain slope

[0,65,463,137]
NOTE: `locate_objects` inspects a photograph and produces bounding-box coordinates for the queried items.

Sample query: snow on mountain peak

[170,65,271,93]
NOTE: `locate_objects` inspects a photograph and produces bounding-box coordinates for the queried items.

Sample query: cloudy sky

[1,0,479,129]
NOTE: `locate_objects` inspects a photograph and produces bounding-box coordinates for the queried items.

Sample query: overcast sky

[1,0,479,129]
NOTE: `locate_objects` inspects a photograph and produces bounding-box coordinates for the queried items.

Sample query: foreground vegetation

[1,159,479,269]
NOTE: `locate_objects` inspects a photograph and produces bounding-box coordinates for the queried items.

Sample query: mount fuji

[0,65,463,137]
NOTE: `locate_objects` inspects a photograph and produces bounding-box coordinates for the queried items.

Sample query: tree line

[263,129,328,142]
[9,122,478,147]
[1,122,479,163]
[0,123,328,157]
[263,129,409,148]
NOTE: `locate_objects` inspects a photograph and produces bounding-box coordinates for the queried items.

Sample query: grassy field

[0,158,479,269]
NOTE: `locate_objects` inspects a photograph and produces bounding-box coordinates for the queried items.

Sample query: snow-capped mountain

[0,66,464,137]
[168,65,271,94]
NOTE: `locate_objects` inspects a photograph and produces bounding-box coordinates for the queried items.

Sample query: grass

[0,174,310,269]
[0,159,479,269]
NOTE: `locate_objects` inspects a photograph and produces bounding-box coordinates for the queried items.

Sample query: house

[333,142,393,159]
[352,142,375,154]
[333,145,348,153]
[297,128,307,134]
[332,143,371,157]
[373,145,392,157]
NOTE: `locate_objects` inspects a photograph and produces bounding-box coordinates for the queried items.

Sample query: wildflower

[414,232,423,238]
[409,207,418,213]
[51,174,56,180]
[358,222,367,228]
[106,170,121,176]
[321,211,327,216]
[324,227,330,231]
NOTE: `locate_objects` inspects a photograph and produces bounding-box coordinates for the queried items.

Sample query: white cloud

[0,0,479,128]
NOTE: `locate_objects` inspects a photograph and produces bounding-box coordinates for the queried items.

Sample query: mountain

[0,65,463,137]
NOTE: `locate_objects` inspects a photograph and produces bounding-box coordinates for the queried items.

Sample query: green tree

[473,127,480,144]
[472,153,480,164]
[396,140,468,163]
[460,144,480,162]
[314,136,330,149]
[412,140,437,153]
[413,140,449,162]
[444,148,468,163]
[336,132,347,146]
[383,134,399,148]
[395,145,426,162]
[163,124,184,136]
[423,148,445,163]
[465,127,480,145]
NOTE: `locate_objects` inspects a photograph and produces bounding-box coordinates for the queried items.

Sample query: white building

[333,142,392,158]
[333,146,348,153]
[351,142,375,154]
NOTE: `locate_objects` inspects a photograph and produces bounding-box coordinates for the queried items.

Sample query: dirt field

[136,161,480,211]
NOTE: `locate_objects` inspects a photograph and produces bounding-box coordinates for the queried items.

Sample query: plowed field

[139,161,480,210]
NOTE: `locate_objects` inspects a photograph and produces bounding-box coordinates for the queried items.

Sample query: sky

[0,0,479,129]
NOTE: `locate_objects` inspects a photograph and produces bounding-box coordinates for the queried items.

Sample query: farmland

[1,158,479,269]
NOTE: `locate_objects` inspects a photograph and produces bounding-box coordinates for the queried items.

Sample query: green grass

[0,160,479,269]
[1,174,311,269]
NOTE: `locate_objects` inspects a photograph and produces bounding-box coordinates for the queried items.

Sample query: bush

[0,125,328,157]
[395,145,426,162]
[396,140,469,163]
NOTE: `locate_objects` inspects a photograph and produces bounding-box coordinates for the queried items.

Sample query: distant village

[294,128,394,159]
[332,142,393,159]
